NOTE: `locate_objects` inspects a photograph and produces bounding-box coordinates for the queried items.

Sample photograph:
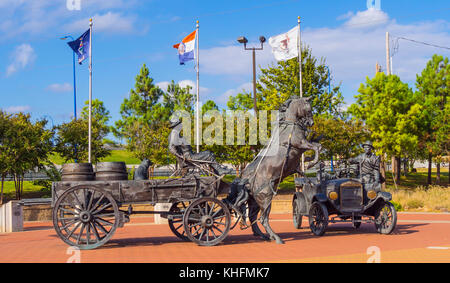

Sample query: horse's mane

[278,95,304,122]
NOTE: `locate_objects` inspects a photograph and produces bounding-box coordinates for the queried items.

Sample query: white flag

[268,26,299,61]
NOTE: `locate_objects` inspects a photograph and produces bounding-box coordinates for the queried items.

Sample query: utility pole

[386,32,391,75]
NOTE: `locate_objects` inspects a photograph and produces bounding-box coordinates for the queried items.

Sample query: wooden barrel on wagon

[61,163,95,181]
[95,162,128,181]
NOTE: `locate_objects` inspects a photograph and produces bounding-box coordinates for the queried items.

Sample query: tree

[225,48,344,172]
[312,114,370,162]
[0,110,14,204]
[114,65,195,167]
[7,113,53,199]
[114,64,166,139]
[54,99,111,164]
[228,46,344,114]
[415,54,449,185]
[348,73,422,183]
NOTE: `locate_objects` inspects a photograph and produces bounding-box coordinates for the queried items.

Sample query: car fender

[312,193,328,204]
[376,191,392,202]
[293,192,308,215]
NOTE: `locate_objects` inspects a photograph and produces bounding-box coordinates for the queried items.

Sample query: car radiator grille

[340,182,363,212]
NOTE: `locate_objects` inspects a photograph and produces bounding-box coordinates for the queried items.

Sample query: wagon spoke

[197,228,206,240]
[89,194,105,213]
[66,221,82,239]
[86,190,96,211]
[95,217,114,226]
[209,202,216,215]
[213,220,226,226]
[93,220,108,234]
[90,222,101,242]
[92,203,113,215]
[72,192,84,210]
[59,207,78,215]
[212,224,223,234]
[58,216,79,222]
[86,222,91,245]
[76,224,85,245]
[60,219,79,231]
[210,227,218,239]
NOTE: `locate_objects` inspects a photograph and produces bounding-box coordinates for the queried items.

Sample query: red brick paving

[0,213,449,263]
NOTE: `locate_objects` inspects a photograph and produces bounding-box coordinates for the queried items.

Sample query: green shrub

[406,198,424,209]
[391,201,403,212]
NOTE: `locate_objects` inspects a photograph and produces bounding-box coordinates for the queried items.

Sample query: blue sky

[1,0,449,129]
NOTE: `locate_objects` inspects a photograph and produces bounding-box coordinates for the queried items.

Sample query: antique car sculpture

[292,163,397,236]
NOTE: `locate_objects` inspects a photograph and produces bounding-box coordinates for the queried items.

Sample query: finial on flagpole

[90,18,93,26]
[298,16,300,23]
[196,20,199,28]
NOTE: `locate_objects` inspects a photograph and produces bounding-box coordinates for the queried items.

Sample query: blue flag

[67,29,90,65]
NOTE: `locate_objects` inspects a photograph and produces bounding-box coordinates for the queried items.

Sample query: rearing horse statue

[234,95,321,244]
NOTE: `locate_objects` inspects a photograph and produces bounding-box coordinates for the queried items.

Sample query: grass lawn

[49,150,141,165]
[0,181,50,203]
[2,166,448,212]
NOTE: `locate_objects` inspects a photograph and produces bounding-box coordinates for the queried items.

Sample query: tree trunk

[436,162,440,185]
[396,156,401,183]
[403,158,408,176]
[427,152,432,186]
[1,175,4,205]
[380,155,386,190]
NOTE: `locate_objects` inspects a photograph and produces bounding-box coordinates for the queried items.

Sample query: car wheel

[308,202,328,236]
[374,202,397,234]
[293,199,303,229]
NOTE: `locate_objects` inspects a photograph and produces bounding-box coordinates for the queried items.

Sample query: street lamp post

[237,36,266,115]
[324,65,334,172]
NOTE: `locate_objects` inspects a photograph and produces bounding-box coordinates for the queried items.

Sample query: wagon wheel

[53,185,120,250]
[292,199,303,229]
[168,201,190,241]
[308,202,329,236]
[183,197,231,246]
[374,202,397,234]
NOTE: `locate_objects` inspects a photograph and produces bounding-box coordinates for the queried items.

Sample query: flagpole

[298,16,305,173]
[196,20,200,153]
[88,18,93,163]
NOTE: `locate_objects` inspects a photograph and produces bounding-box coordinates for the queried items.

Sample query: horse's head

[288,96,314,128]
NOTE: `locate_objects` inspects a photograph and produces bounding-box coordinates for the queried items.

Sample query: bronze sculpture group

[157,95,390,245]
[51,94,390,250]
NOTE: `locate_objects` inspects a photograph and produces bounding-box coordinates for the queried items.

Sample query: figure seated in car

[348,141,382,190]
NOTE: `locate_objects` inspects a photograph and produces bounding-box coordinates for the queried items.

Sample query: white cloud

[46,83,72,93]
[4,105,31,113]
[157,80,211,98]
[64,12,137,34]
[0,1,139,39]
[342,8,390,28]
[6,44,36,76]
[200,45,274,76]
[218,82,253,104]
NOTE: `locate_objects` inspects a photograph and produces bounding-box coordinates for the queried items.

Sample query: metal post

[196,20,200,153]
[386,32,391,75]
[326,66,334,172]
[88,18,93,163]
[298,16,305,173]
[252,48,257,115]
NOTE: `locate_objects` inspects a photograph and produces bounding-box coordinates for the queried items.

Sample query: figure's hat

[362,141,374,149]
[169,115,182,128]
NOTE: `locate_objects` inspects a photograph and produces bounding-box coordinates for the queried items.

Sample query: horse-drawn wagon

[51,162,238,249]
